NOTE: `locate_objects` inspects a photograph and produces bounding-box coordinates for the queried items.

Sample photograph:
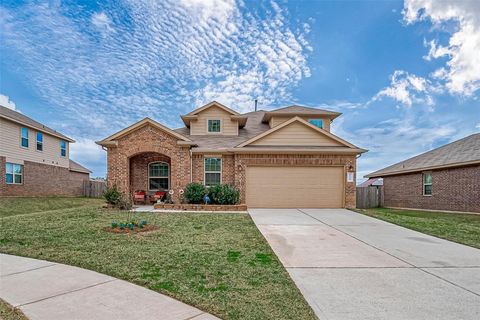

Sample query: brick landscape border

[153,203,247,211]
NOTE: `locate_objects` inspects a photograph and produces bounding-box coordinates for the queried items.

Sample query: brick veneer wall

[383,164,480,213]
[0,156,89,196]
[129,152,171,193]
[106,125,357,207]
[191,154,235,186]
[233,154,357,208]
[106,124,191,202]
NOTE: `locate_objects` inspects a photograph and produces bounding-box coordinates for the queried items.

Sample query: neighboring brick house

[0,106,91,196]
[97,101,366,208]
[366,133,480,213]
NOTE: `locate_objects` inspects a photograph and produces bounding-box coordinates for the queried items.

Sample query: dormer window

[308,119,323,129]
[208,119,221,133]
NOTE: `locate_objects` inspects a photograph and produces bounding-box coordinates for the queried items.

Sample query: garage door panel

[246,166,344,208]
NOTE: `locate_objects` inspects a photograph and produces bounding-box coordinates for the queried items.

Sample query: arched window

[148,162,169,191]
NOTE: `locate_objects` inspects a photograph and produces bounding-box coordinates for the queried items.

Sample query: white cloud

[69,138,106,177]
[1,0,311,129]
[403,0,480,96]
[179,0,236,25]
[91,12,113,34]
[0,94,17,110]
[373,70,433,107]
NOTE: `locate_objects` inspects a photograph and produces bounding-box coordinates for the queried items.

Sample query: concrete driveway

[249,208,480,320]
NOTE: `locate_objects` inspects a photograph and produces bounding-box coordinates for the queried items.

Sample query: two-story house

[0,105,91,196]
[97,101,366,208]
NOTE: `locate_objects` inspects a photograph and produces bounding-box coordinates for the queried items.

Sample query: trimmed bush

[208,184,240,205]
[103,185,122,205]
[184,183,207,204]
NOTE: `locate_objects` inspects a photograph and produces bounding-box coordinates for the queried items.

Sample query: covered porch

[129,152,171,204]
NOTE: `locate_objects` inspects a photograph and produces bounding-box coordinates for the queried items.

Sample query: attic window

[208,119,221,133]
[308,119,323,129]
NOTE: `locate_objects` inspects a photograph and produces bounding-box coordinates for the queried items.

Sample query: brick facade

[106,124,358,207]
[0,156,89,196]
[106,124,191,202]
[383,164,480,213]
[129,152,171,193]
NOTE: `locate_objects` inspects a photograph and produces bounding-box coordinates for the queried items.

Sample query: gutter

[365,159,480,178]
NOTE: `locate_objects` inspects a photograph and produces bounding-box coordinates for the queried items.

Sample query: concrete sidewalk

[0,254,219,320]
[249,208,480,320]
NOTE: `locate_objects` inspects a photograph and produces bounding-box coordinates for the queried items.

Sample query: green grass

[0,299,28,320]
[0,197,100,218]
[0,198,316,320]
[354,207,480,249]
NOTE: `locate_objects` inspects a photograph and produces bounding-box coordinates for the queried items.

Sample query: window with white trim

[60,140,67,157]
[308,119,323,129]
[36,132,43,151]
[21,127,29,148]
[6,163,23,184]
[208,119,221,133]
[149,162,169,190]
[423,172,432,196]
[204,158,221,186]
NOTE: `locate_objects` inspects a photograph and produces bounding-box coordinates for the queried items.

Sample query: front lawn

[0,197,101,218]
[0,299,28,320]
[355,207,480,249]
[0,198,316,320]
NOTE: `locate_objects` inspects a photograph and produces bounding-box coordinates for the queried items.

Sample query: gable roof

[186,101,240,116]
[0,105,74,142]
[96,118,192,147]
[236,116,360,149]
[262,105,341,122]
[366,133,480,178]
[180,101,248,128]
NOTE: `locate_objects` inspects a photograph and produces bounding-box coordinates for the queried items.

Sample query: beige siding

[270,116,331,131]
[251,121,343,146]
[246,166,344,208]
[190,106,239,136]
[0,118,70,168]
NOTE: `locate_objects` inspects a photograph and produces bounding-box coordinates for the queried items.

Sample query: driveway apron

[249,208,480,320]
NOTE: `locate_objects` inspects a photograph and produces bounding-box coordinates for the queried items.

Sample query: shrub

[103,185,122,205]
[184,183,207,204]
[208,184,240,205]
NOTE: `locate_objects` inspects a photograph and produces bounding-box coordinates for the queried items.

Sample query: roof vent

[254,99,258,112]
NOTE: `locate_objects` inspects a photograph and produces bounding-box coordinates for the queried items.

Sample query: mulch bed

[104,225,158,234]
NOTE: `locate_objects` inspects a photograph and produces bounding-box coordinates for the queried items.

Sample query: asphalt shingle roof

[174,110,270,149]
[0,105,73,142]
[366,133,480,177]
[69,160,91,174]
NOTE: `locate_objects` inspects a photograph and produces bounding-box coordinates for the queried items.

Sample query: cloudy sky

[1,0,479,180]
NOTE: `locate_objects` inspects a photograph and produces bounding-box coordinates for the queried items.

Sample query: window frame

[36,132,43,152]
[204,157,222,187]
[422,172,432,196]
[308,118,324,129]
[60,140,67,157]
[148,161,170,191]
[207,119,222,134]
[5,162,23,185]
[20,127,29,148]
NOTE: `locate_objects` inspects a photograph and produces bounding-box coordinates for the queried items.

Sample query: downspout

[190,148,193,183]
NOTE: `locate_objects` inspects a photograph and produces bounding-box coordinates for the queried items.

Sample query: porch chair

[133,190,146,205]
[152,191,166,203]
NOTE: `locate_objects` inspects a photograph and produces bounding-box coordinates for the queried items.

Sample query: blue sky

[1,0,479,180]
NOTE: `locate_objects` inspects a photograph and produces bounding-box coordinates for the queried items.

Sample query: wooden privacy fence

[83,180,107,198]
[356,186,384,209]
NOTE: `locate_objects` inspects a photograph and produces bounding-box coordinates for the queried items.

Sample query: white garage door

[246,166,344,208]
